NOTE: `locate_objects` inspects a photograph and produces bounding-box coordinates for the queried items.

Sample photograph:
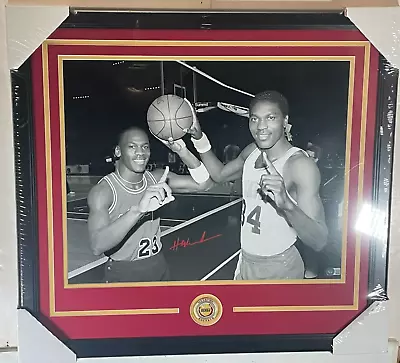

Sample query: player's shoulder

[87,179,113,209]
[287,150,320,181]
[287,149,316,169]
[240,143,258,160]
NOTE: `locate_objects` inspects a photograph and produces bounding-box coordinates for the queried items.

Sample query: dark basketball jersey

[98,171,162,262]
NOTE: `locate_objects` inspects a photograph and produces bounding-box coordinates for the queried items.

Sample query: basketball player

[87,126,214,283]
[186,91,328,280]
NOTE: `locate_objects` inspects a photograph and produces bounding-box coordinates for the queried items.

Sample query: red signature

[169,231,222,252]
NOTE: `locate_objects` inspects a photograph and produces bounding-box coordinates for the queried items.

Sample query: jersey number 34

[241,200,261,235]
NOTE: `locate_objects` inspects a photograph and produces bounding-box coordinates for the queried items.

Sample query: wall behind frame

[0,0,18,350]
[2,1,400,355]
[5,0,400,9]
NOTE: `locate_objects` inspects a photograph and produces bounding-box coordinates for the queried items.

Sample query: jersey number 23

[138,235,160,259]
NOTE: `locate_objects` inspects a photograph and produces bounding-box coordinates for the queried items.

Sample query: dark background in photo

[64,59,350,283]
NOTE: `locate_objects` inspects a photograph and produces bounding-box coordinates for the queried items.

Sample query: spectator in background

[306,142,322,163]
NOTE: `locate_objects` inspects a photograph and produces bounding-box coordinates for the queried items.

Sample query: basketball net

[195,101,249,118]
[176,60,252,119]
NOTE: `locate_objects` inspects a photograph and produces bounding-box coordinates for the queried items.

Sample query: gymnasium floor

[67,177,242,284]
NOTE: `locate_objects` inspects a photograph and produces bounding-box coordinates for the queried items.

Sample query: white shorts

[234,244,305,280]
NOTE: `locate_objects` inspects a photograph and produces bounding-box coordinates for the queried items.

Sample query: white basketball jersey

[240,146,308,256]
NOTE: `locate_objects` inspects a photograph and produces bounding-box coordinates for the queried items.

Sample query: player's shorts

[234,243,305,280]
[104,252,170,283]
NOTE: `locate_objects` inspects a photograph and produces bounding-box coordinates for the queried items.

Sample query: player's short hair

[249,90,289,117]
[117,126,148,146]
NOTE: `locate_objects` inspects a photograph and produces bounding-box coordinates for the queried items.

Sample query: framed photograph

[14,12,396,358]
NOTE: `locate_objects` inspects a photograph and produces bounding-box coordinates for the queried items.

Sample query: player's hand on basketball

[149,129,187,154]
[138,167,175,213]
[259,152,292,211]
[165,137,187,154]
[183,98,203,140]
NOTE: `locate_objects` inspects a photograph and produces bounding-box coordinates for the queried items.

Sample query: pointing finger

[159,166,169,183]
[262,152,278,175]
[163,182,173,199]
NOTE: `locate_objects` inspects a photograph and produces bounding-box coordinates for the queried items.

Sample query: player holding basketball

[87,126,214,283]
[186,91,328,280]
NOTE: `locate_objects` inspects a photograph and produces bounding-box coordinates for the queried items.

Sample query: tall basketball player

[187,91,328,280]
[87,126,213,283]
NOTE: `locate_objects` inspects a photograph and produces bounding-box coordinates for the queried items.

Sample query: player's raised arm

[289,157,328,251]
[184,101,255,183]
[87,178,173,255]
[196,140,255,183]
[260,152,328,252]
[150,136,215,193]
[152,167,214,193]
[87,182,144,255]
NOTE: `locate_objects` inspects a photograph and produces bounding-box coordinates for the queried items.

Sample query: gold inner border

[59,55,353,62]
[54,308,180,317]
[59,55,354,290]
[42,43,56,315]
[40,40,371,317]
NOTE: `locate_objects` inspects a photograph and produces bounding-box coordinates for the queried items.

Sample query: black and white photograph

[64,59,350,285]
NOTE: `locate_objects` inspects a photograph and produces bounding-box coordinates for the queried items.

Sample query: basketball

[147,94,194,141]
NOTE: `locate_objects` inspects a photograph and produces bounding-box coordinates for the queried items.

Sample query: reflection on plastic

[355,203,388,241]
[368,284,389,302]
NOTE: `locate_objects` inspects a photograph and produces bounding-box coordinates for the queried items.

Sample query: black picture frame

[13,11,396,358]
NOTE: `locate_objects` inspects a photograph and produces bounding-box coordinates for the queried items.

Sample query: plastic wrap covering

[6,9,398,362]
[333,301,389,355]
[347,9,400,342]
[6,6,69,70]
